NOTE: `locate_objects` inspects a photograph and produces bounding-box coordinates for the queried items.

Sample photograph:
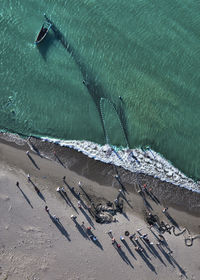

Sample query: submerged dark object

[35,21,52,44]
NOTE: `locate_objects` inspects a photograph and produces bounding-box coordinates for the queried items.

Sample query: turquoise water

[1,0,200,180]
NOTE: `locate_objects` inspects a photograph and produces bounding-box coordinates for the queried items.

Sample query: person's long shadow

[63,181,78,198]
[122,211,130,221]
[135,239,151,260]
[117,193,133,209]
[143,197,153,211]
[78,196,88,210]
[79,207,95,229]
[145,189,160,204]
[150,227,172,253]
[16,184,33,208]
[150,192,160,204]
[113,244,134,268]
[72,219,89,239]
[149,227,162,242]
[137,250,157,274]
[27,153,40,170]
[114,168,128,194]
[28,138,43,158]
[58,191,71,206]
[48,213,71,241]
[62,182,78,213]
[139,237,155,256]
[54,153,66,168]
[156,244,175,267]
[91,237,103,250]
[164,212,180,229]
[35,187,46,202]
[86,228,103,250]
[170,256,188,278]
[140,239,166,266]
[138,189,153,211]
[121,239,137,260]
[78,185,92,203]
[29,180,46,202]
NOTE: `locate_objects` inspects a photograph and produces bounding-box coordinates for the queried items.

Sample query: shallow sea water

[1,0,200,180]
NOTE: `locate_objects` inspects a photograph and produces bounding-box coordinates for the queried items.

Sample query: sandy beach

[0,139,200,280]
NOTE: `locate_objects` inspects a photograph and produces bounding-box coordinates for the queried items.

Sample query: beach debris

[94,202,117,223]
[145,212,158,226]
[125,231,130,236]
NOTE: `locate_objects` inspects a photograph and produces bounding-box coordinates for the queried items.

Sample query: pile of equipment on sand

[90,199,124,224]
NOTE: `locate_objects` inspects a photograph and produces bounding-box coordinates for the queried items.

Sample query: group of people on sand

[22,148,191,269]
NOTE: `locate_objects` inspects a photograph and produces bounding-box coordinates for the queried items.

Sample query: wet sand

[0,139,200,279]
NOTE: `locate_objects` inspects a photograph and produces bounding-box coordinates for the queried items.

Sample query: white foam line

[40,136,200,194]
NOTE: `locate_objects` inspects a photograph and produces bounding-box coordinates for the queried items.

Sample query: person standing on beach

[16,181,19,187]
[112,238,116,244]
[56,187,61,192]
[27,174,30,182]
[71,215,77,220]
[78,201,81,208]
[34,186,40,194]
[162,207,168,213]
[45,206,49,213]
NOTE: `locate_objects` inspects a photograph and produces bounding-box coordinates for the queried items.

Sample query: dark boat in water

[35,21,52,44]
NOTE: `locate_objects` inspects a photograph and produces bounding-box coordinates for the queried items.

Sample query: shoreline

[1,133,200,221]
[1,131,200,195]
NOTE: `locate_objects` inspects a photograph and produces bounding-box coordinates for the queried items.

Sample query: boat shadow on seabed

[36,32,55,60]
[42,13,129,147]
